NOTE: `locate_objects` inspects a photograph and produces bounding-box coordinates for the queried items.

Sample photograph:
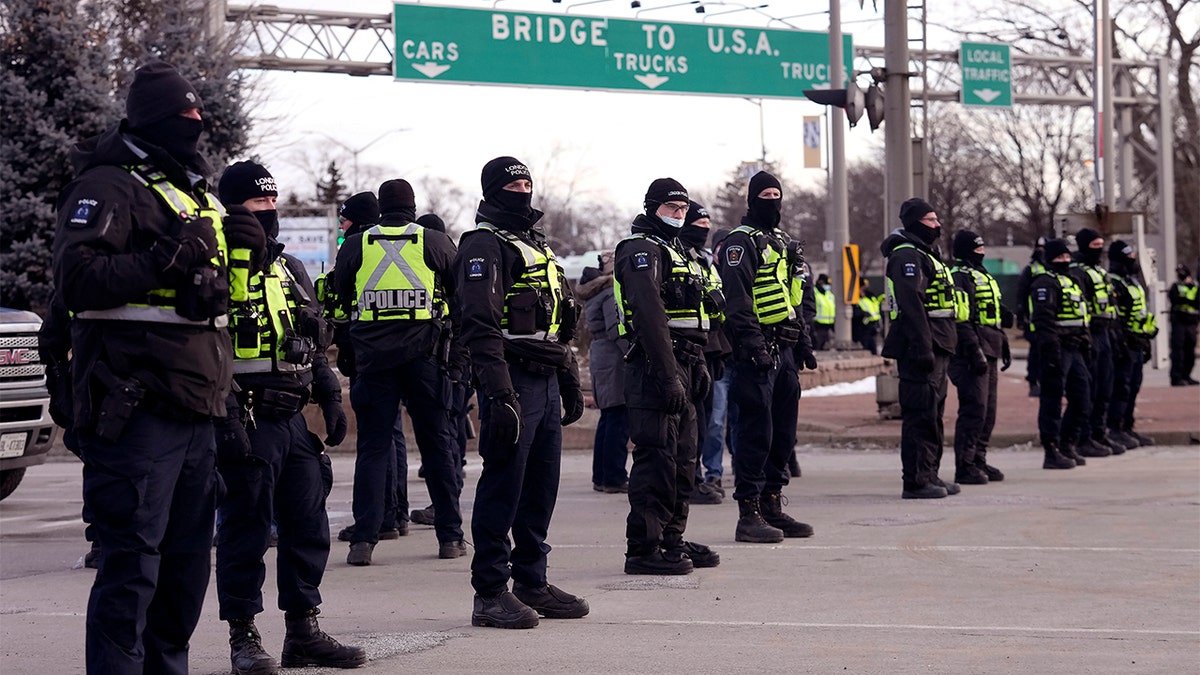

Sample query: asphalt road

[2,445,1198,674]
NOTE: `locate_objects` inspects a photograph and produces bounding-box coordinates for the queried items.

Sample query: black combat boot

[1060,442,1086,466]
[512,582,590,618]
[1092,430,1124,456]
[1076,438,1112,458]
[228,618,278,675]
[760,492,814,537]
[1042,442,1076,470]
[281,608,367,669]
[735,497,784,543]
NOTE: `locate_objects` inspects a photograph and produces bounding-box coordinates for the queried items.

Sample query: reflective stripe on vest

[951,264,1003,327]
[75,164,232,326]
[1124,280,1158,336]
[229,257,311,374]
[353,223,444,322]
[859,295,881,324]
[477,223,565,341]
[886,243,958,321]
[1030,272,1088,331]
[701,259,726,323]
[613,233,709,335]
[1072,262,1116,320]
[814,288,836,325]
[1172,282,1199,314]
[315,271,349,322]
[731,225,796,325]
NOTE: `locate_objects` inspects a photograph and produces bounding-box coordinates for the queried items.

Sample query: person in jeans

[579,251,630,493]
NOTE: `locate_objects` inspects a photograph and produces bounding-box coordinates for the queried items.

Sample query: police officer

[614,180,719,575]
[213,161,363,673]
[811,273,836,350]
[880,198,959,498]
[52,60,267,673]
[1107,241,1158,447]
[718,171,815,541]
[679,200,731,505]
[455,157,589,628]
[948,230,1009,484]
[853,278,882,355]
[335,179,464,565]
[1029,238,1091,469]
[1070,228,1122,456]
[1168,264,1199,386]
[1016,237,1048,397]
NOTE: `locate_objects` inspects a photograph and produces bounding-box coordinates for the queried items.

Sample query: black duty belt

[670,337,705,365]
[240,387,310,417]
[509,356,558,376]
[763,323,801,347]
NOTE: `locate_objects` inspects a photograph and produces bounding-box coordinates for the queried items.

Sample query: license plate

[0,432,27,459]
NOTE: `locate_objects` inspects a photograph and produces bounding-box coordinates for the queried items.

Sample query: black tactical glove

[664,375,688,415]
[750,348,775,372]
[311,367,347,446]
[214,412,253,468]
[483,391,522,459]
[153,219,217,281]
[1000,339,1012,372]
[691,362,711,402]
[799,348,818,371]
[560,383,584,427]
[709,358,725,382]
[223,205,268,273]
[971,346,988,376]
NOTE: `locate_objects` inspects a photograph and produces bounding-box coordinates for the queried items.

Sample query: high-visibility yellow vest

[814,287,836,326]
[315,271,349,322]
[700,259,726,323]
[1121,278,1157,336]
[730,225,796,325]
[1072,262,1117,321]
[352,223,445,322]
[886,243,958,321]
[613,232,708,335]
[859,295,881,324]
[230,258,311,374]
[75,163,234,327]
[478,223,566,342]
[1171,282,1198,315]
[1030,272,1089,331]
[951,264,1003,328]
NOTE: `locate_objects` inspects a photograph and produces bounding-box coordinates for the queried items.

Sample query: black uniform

[455,174,586,624]
[1029,253,1091,465]
[880,215,958,497]
[334,202,463,554]
[615,213,710,572]
[53,69,259,670]
[1015,245,1047,394]
[1168,269,1199,385]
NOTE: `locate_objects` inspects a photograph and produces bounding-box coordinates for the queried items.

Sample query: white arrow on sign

[634,73,669,89]
[973,88,1002,103]
[412,62,452,79]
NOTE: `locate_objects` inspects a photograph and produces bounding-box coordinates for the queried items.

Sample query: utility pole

[884,0,913,213]
[826,0,852,348]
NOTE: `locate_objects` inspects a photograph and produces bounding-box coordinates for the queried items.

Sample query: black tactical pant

[897,352,949,489]
[1109,344,1145,431]
[728,346,798,501]
[216,409,331,619]
[1170,320,1198,382]
[1087,325,1115,438]
[350,357,462,545]
[624,355,698,555]
[81,408,219,675]
[471,366,562,596]
[1038,346,1092,445]
[948,355,998,473]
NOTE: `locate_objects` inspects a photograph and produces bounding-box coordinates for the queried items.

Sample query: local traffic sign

[393,4,853,98]
[960,42,1012,107]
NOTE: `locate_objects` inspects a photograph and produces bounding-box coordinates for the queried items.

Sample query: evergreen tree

[316,161,348,206]
[0,0,120,313]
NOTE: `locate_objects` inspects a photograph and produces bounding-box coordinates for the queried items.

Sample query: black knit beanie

[1075,227,1102,250]
[126,61,203,129]
[340,191,379,226]
[643,178,688,213]
[684,200,710,226]
[899,197,935,228]
[481,156,532,200]
[1044,238,1072,262]
[416,213,446,233]
[378,179,416,214]
[953,229,983,259]
[218,161,277,207]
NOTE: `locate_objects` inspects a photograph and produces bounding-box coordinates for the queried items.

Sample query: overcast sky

[244,0,1015,220]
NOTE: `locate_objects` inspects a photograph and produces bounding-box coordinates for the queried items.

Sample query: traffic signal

[864,82,884,131]
[803,80,865,126]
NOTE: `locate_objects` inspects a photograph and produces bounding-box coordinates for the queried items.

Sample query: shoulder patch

[1035,287,1049,302]
[903,262,917,277]
[726,245,745,267]
[68,198,101,228]
[466,257,487,281]
[633,251,651,270]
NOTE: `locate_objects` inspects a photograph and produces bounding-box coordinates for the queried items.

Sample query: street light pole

[319,128,410,190]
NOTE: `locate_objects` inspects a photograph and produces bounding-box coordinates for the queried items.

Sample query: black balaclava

[481,156,534,216]
[1109,240,1136,275]
[125,61,205,165]
[746,171,783,229]
[416,213,446,233]
[1044,238,1072,275]
[1032,236,1047,263]
[679,199,711,250]
[1178,264,1192,281]
[899,197,939,245]
[218,160,279,238]
[953,229,985,268]
[1076,227,1104,266]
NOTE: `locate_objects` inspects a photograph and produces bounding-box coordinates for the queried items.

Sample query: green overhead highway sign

[392,4,852,98]
[960,41,1012,107]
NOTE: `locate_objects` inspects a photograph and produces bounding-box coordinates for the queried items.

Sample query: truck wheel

[0,468,27,501]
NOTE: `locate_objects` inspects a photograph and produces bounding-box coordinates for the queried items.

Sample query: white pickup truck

[0,307,57,500]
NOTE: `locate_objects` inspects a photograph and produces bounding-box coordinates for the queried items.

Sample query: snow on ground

[803,376,877,398]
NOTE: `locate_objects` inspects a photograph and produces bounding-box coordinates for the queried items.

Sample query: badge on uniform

[1036,288,1049,302]
[68,198,101,227]
[633,251,650,270]
[903,262,916,277]
[467,257,486,280]
[726,245,744,267]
